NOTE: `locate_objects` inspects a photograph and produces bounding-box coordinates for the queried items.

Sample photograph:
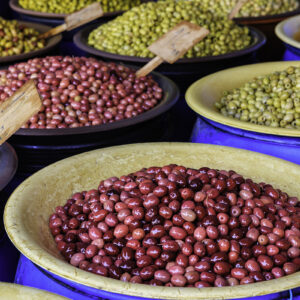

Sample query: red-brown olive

[50,164,300,287]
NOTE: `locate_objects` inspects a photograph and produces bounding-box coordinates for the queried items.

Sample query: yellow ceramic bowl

[275,14,300,50]
[4,143,300,299]
[0,282,68,300]
[186,61,300,137]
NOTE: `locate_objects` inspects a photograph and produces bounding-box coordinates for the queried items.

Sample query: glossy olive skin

[50,164,300,287]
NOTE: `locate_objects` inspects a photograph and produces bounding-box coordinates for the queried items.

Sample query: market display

[2,0,300,298]
[215,66,300,129]
[88,0,251,58]
[0,18,45,57]
[49,164,300,287]
[195,0,299,18]
[18,0,142,14]
[0,56,163,129]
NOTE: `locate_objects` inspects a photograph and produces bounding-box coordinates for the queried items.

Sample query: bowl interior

[275,15,300,50]
[186,61,300,137]
[282,15,300,38]
[4,142,300,299]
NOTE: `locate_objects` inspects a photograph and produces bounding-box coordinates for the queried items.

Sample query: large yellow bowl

[185,61,300,137]
[4,143,300,299]
[0,282,68,300]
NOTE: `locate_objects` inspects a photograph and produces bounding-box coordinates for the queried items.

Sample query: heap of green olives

[215,66,300,129]
[19,0,142,14]
[88,0,251,58]
[194,0,299,18]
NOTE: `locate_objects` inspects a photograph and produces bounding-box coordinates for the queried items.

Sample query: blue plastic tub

[283,48,300,60]
[191,117,300,165]
[15,255,300,300]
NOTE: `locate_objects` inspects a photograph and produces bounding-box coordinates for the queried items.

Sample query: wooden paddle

[0,80,42,145]
[39,2,103,39]
[136,21,210,78]
[228,0,251,20]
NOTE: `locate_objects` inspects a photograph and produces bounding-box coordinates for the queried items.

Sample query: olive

[88,0,251,58]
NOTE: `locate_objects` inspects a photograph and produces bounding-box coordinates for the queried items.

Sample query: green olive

[215,66,300,129]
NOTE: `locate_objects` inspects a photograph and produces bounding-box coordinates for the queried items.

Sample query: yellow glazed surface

[4,143,300,299]
[0,282,69,299]
[186,61,300,137]
[275,15,300,50]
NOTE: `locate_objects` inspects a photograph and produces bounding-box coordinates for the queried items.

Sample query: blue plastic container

[15,255,300,300]
[283,48,300,60]
[191,117,300,165]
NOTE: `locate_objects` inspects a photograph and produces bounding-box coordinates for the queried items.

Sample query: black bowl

[8,70,179,174]
[234,4,300,61]
[0,143,18,191]
[73,23,266,90]
[15,71,178,137]
[73,23,266,68]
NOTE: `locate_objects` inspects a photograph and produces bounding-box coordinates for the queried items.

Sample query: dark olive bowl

[73,23,266,68]
[14,70,179,137]
[0,21,62,64]
[0,143,18,191]
[8,70,179,174]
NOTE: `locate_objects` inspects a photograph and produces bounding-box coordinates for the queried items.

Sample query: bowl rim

[0,20,62,64]
[4,142,300,299]
[9,0,124,19]
[275,14,300,50]
[0,282,68,299]
[73,23,266,64]
[11,68,179,136]
[185,61,300,137]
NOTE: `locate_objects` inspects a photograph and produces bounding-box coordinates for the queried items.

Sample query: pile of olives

[194,0,299,18]
[19,0,142,14]
[88,0,251,58]
[0,18,45,57]
[215,66,300,129]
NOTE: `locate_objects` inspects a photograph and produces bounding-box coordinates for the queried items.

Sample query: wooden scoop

[39,2,103,39]
[228,0,251,20]
[0,80,42,145]
[136,21,210,78]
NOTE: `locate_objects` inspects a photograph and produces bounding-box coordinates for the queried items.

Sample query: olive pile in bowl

[18,0,142,14]
[0,56,163,129]
[49,164,300,287]
[88,0,251,58]
[0,17,45,57]
[215,66,300,129]
[194,0,299,18]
